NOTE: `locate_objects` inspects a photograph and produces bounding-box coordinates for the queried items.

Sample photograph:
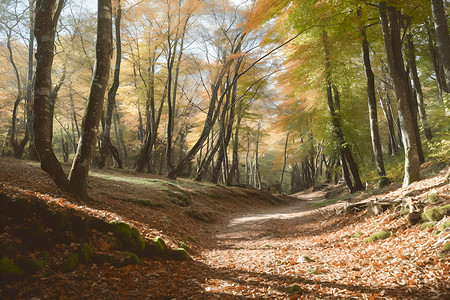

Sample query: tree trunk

[406,34,432,140]
[425,21,449,94]
[379,3,421,186]
[68,0,113,196]
[33,0,69,190]
[361,27,386,184]
[322,28,364,192]
[430,0,450,89]
[279,132,289,192]
[26,1,38,160]
[99,7,122,169]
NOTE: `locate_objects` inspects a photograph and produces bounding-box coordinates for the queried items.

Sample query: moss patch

[422,205,450,222]
[351,231,363,238]
[178,241,190,251]
[420,222,437,230]
[153,236,166,254]
[78,244,94,264]
[170,248,191,260]
[440,242,450,257]
[0,256,23,278]
[365,230,391,243]
[61,253,79,272]
[123,251,141,264]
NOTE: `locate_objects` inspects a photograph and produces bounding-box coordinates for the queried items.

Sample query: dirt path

[217,190,329,240]
[198,182,449,299]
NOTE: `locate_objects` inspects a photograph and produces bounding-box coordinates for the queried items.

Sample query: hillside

[0,157,449,299]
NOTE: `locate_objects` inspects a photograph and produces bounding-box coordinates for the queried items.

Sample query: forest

[0,0,449,195]
[0,0,449,298]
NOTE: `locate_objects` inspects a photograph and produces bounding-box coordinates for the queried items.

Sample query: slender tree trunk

[362,27,387,184]
[379,3,421,186]
[68,0,113,196]
[406,34,432,140]
[27,0,38,160]
[99,7,122,169]
[322,28,364,192]
[33,0,69,189]
[245,131,250,186]
[430,0,450,89]
[425,21,448,95]
[279,132,290,192]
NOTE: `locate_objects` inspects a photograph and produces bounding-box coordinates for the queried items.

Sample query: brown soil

[0,157,449,299]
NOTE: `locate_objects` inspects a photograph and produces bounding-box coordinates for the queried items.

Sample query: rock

[0,256,23,280]
[178,241,190,251]
[15,257,46,275]
[408,211,423,225]
[289,284,303,295]
[422,205,450,222]
[130,227,145,256]
[61,253,79,272]
[153,236,166,254]
[122,251,141,265]
[78,244,94,264]
[21,219,48,249]
[169,248,191,260]
[365,230,391,243]
[71,215,91,242]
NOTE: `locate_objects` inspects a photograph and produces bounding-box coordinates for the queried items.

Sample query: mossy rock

[61,253,79,272]
[21,219,48,248]
[131,227,145,256]
[439,221,450,230]
[15,257,46,275]
[123,251,141,265]
[153,236,166,253]
[422,205,450,222]
[365,230,391,243]
[177,241,190,251]
[71,216,91,242]
[169,248,191,260]
[351,231,363,238]
[78,244,94,264]
[420,222,437,230]
[440,242,450,257]
[289,284,303,295]
[0,256,23,280]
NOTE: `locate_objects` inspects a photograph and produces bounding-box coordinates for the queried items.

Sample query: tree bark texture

[379,3,421,186]
[430,0,450,89]
[68,0,112,196]
[406,34,432,140]
[99,7,122,169]
[362,28,386,180]
[33,0,69,189]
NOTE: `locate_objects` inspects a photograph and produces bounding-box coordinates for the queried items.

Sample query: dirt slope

[0,157,449,299]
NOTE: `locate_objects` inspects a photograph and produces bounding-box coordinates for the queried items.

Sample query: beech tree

[378,2,421,186]
[33,0,112,196]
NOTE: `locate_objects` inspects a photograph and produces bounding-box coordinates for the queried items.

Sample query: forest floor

[0,157,449,299]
